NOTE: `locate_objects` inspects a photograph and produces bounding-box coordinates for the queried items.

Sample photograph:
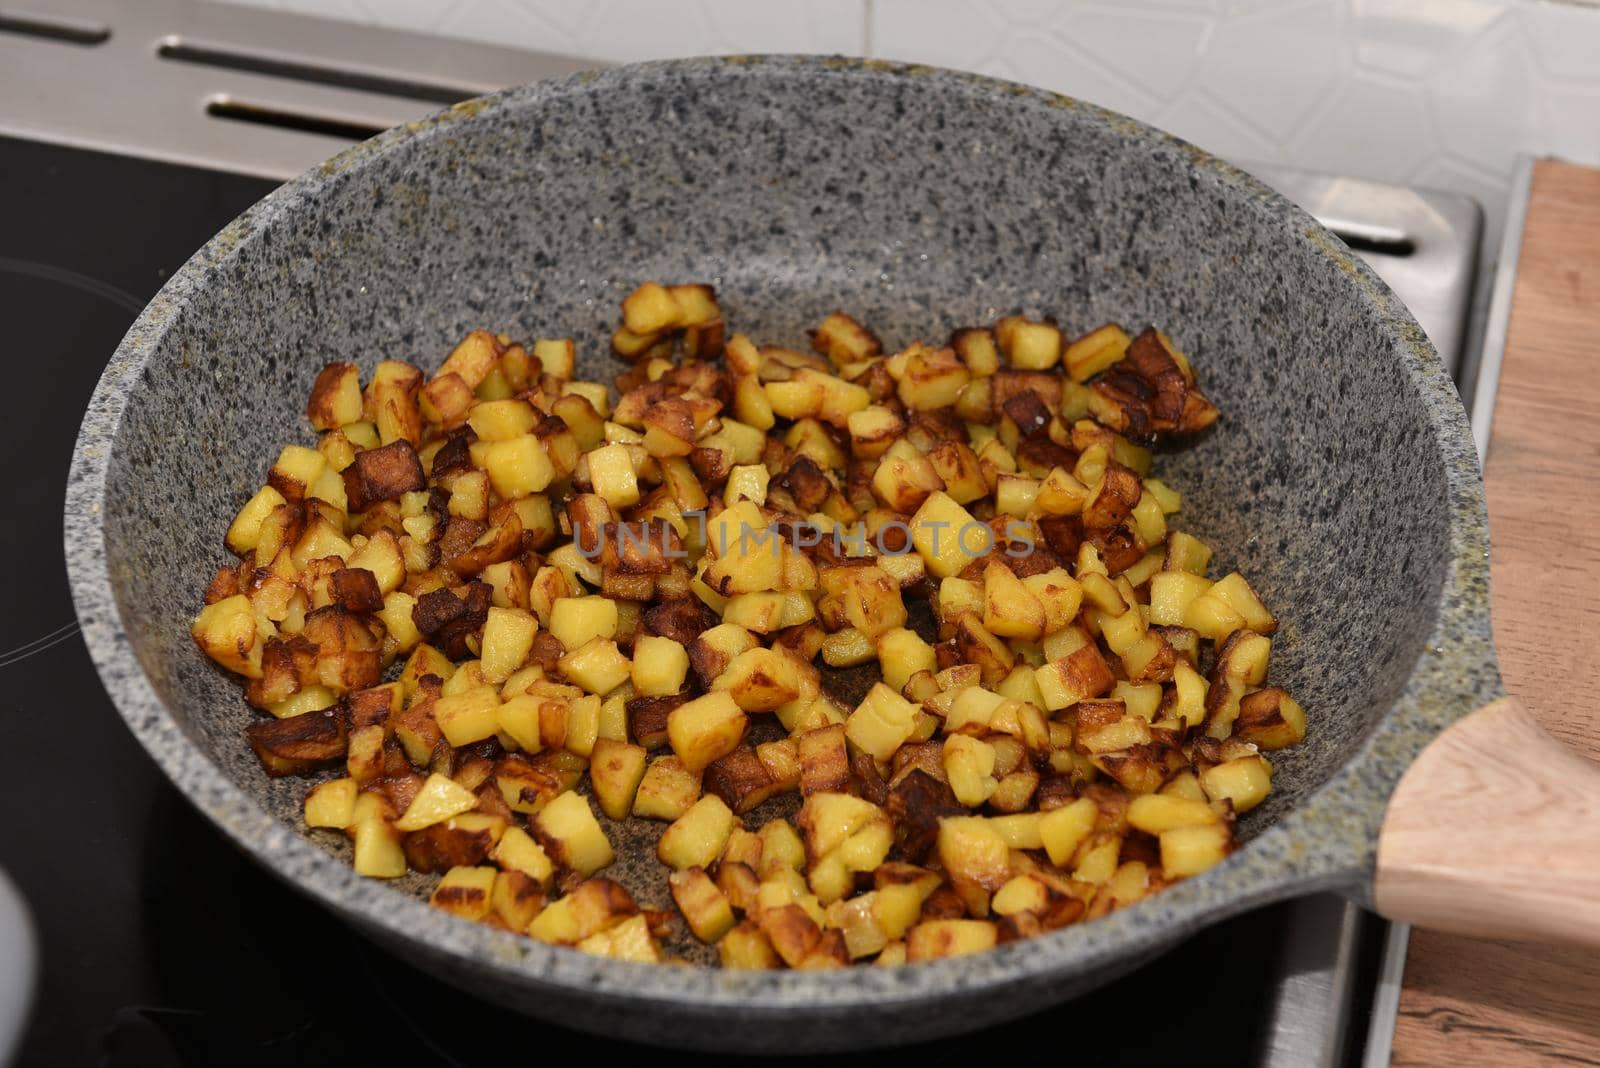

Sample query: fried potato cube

[937,816,1011,916]
[1183,591,1246,642]
[1160,822,1232,878]
[1064,323,1131,382]
[558,637,632,696]
[871,450,944,513]
[658,794,737,871]
[429,865,496,922]
[267,444,326,504]
[528,877,638,944]
[626,635,684,699]
[906,919,998,961]
[713,647,809,712]
[490,825,555,887]
[395,772,479,832]
[1207,572,1278,634]
[846,406,905,460]
[875,628,937,692]
[352,816,406,878]
[667,691,748,773]
[587,442,640,509]
[633,755,702,821]
[534,791,613,876]
[438,329,500,388]
[812,311,881,365]
[796,723,851,797]
[943,734,998,807]
[304,777,358,829]
[480,607,537,684]
[490,870,546,931]
[192,593,265,677]
[575,913,663,962]
[1034,632,1114,711]
[982,560,1046,641]
[910,491,982,579]
[1199,755,1272,814]
[1127,793,1218,834]
[996,316,1062,370]
[622,282,683,334]
[704,745,787,814]
[1233,688,1306,749]
[670,867,736,943]
[548,596,619,653]
[479,435,553,500]
[467,398,538,442]
[226,485,287,556]
[434,686,501,747]
[720,919,781,969]
[307,362,364,430]
[343,440,425,513]
[845,683,920,762]
[589,738,648,820]
[1038,797,1098,867]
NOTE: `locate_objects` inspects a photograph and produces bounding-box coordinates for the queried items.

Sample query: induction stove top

[0,5,1490,1067]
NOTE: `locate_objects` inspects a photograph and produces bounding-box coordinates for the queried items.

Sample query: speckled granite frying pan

[65,57,1600,1052]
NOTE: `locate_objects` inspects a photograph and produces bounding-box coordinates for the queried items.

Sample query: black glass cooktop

[2,132,1349,1067]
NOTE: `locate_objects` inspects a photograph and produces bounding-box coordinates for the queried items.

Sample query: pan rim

[64,54,1497,1031]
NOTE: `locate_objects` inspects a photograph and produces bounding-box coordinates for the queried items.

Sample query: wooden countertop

[1390,158,1600,1065]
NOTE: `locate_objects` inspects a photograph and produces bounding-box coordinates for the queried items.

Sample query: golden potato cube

[991,874,1050,916]
[630,634,689,697]
[658,794,737,871]
[633,756,702,821]
[719,920,780,969]
[1127,793,1218,834]
[564,693,602,758]
[845,683,919,762]
[534,791,614,876]
[997,316,1062,370]
[875,627,937,692]
[846,406,905,460]
[491,825,555,887]
[587,442,639,509]
[1038,797,1098,867]
[725,463,770,505]
[577,913,663,962]
[558,637,632,696]
[589,738,648,820]
[757,818,807,877]
[467,398,537,442]
[395,772,480,832]
[906,919,998,961]
[1200,755,1273,813]
[937,816,1011,913]
[352,817,406,878]
[982,560,1046,641]
[191,594,264,677]
[1163,530,1212,575]
[1183,592,1246,642]
[622,281,683,334]
[227,485,288,554]
[1064,323,1131,382]
[548,596,619,652]
[943,734,999,808]
[713,646,809,711]
[480,607,537,684]
[1234,688,1306,750]
[670,867,736,943]
[434,686,502,747]
[429,865,496,922]
[494,693,546,753]
[667,692,749,773]
[1208,572,1278,634]
[1160,822,1232,878]
[482,436,554,501]
[304,777,358,829]
[307,362,364,430]
[910,491,983,579]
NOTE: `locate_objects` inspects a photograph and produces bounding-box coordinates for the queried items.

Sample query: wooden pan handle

[1375,696,1600,946]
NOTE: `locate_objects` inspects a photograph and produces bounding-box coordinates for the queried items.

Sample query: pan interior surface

[70,58,1495,1048]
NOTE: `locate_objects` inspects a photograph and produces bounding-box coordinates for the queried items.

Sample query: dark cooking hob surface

[5,132,1311,1066]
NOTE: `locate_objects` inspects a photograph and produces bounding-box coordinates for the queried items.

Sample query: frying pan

[64,57,1600,1052]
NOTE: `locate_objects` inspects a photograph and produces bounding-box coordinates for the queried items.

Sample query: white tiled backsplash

[217,0,1600,251]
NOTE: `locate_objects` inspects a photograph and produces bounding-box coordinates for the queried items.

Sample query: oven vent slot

[161,38,477,106]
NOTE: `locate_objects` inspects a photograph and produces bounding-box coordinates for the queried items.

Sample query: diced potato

[491,826,555,887]
[481,436,553,499]
[1199,755,1273,814]
[844,683,919,762]
[1127,793,1218,834]
[633,756,702,821]
[480,607,537,683]
[658,795,737,871]
[1039,797,1098,867]
[395,772,479,831]
[434,686,502,747]
[304,777,358,829]
[670,867,736,943]
[589,738,648,820]
[534,791,614,876]
[588,443,640,508]
[1160,822,1232,878]
[910,492,982,579]
[430,865,496,921]
[906,920,998,961]
[559,637,632,696]
[667,692,749,773]
[549,596,619,652]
